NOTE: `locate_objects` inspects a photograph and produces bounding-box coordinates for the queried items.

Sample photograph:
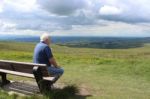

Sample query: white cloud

[0,0,4,13]
[0,21,16,31]
[2,0,37,12]
[0,0,150,37]
[37,0,88,15]
[99,5,122,15]
[98,0,150,23]
[0,8,2,13]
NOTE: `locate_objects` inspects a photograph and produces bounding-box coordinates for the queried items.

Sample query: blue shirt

[33,42,53,66]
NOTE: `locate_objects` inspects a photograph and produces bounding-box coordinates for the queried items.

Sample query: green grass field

[0,41,150,99]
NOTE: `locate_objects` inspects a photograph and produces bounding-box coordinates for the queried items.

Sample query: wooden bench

[0,60,60,93]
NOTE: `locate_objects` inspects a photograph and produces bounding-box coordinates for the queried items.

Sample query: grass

[45,85,79,99]
[0,41,150,99]
[0,85,79,99]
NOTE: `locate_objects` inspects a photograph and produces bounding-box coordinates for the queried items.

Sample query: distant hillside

[57,37,150,49]
[0,35,150,49]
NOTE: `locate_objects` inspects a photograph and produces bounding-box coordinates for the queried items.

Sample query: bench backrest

[0,60,49,76]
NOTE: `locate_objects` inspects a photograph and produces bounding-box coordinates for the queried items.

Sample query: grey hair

[40,33,50,42]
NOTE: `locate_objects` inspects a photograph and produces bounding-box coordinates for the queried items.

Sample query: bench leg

[42,80,53,91]
[33,66,51,93]
[0,72,10,87]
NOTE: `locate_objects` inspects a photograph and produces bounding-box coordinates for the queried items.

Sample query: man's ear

[46,39,50,45]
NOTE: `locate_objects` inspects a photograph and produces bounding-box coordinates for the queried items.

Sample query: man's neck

[41,41,49,46]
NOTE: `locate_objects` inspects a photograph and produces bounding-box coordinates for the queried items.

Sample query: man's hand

[56,66,61,68]
[49,57,59,67]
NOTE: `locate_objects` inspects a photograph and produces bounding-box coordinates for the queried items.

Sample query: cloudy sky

[0,0,150,37]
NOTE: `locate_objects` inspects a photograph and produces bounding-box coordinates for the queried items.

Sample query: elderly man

[33,33,64,76]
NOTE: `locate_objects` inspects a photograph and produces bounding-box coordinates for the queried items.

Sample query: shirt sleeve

[44,46,53,59]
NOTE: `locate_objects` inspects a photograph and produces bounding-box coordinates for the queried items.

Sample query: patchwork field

[0,41,150,99]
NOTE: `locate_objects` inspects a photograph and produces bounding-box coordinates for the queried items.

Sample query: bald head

[40,33,51,45]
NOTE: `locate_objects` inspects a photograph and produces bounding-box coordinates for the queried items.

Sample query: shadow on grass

[0,82,91,99]
[44,85,92,99]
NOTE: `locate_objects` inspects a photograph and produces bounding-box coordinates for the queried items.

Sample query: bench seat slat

[0,60,49,76]
[0,69,34,78]
[0,60,46,66]
[43,77,56,81]
[0,69,55,81]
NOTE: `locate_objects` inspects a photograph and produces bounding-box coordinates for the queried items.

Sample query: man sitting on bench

[33,33,64,76]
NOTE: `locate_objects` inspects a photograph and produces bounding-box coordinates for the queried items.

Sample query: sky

[0,0,150,37]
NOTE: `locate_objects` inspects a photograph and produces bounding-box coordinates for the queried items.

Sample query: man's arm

[44,46,60,68]
[49,57,60,68]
